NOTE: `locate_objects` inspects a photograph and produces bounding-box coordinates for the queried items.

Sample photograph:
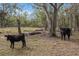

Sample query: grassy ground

[0,27,79,56]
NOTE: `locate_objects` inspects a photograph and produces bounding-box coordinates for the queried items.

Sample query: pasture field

[0,27,79,56]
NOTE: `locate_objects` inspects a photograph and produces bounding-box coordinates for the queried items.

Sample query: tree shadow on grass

[10,46,34,56]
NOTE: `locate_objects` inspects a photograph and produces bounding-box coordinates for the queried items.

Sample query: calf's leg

[10,42,14,49]
[22,41,26,48]
[12,42,14,49]
[63,34,66,40]
[67,34,70,40]
[10,42,12,48]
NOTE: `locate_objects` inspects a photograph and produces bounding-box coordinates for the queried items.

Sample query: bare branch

[58,3,63,9]
[50,3,56,9]
[32,3,44,10]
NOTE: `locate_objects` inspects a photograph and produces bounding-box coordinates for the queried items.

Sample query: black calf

[5,33,26,49]
[60,27,72,40]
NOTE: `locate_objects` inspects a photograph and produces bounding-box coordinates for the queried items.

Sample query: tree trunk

[75,15,79,31]
[50,8,57,37]
[70,14,73,28]
[44,8,51,33]
[1,17,5,28]
[49,3,63,37]
[44,20,48,30]
[17,19,21,34]
[72,14,75,31]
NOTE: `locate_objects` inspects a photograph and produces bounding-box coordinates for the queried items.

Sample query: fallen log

[29,31,42,35]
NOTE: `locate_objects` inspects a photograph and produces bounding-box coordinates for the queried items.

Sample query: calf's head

[5,35,10,41]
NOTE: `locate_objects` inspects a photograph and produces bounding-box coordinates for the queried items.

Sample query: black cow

[60,27,72,40]
[5,33,26,49]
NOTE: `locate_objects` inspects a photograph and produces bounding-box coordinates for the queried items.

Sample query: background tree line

[0,3,79,36]
[0,3,45,27]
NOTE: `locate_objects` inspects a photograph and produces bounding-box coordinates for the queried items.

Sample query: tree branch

[32,3,44,10]
[58,3,63,9]
[50,3,56,9]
